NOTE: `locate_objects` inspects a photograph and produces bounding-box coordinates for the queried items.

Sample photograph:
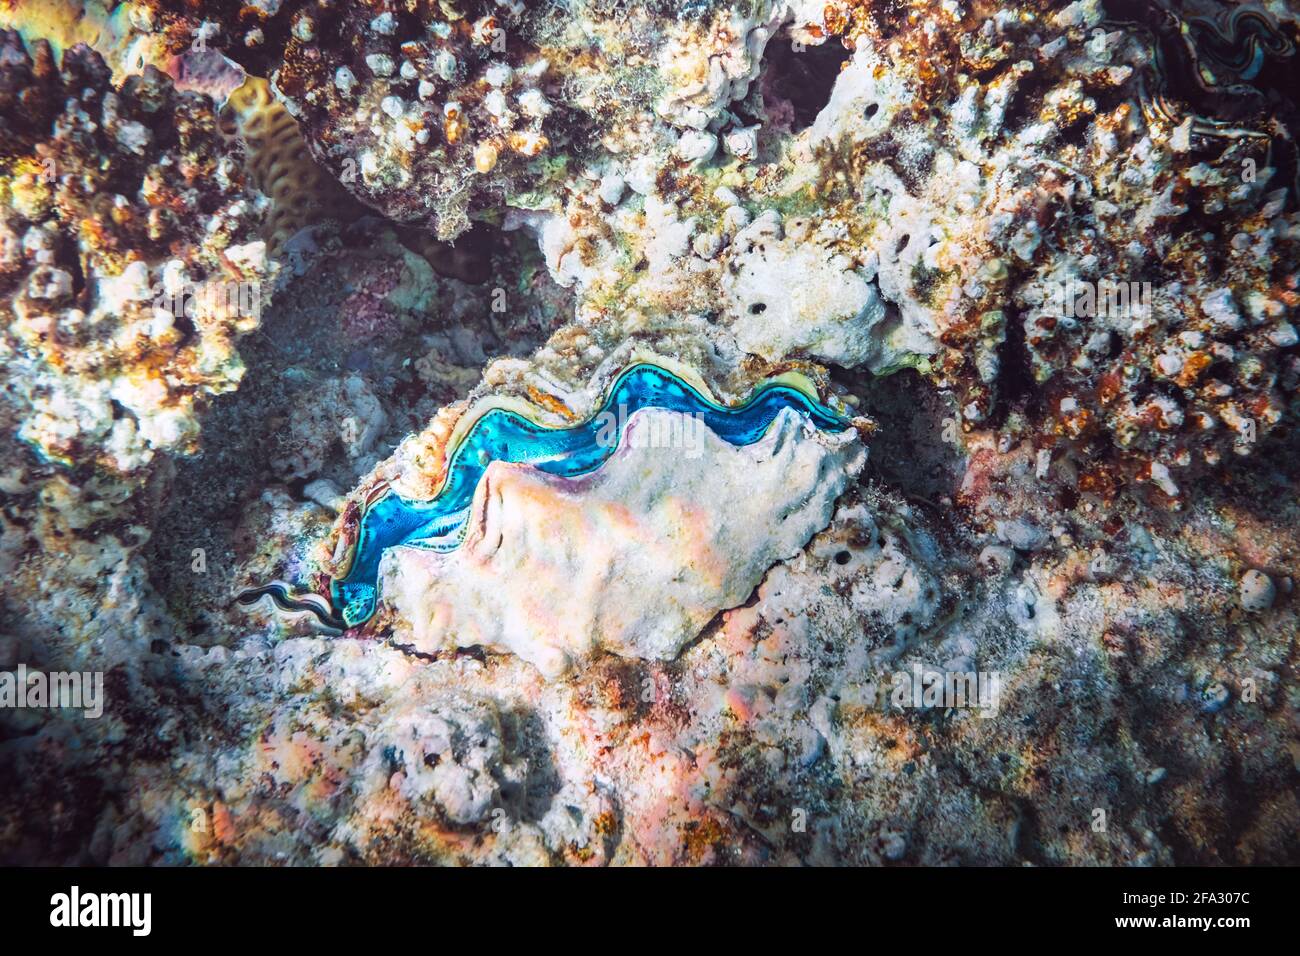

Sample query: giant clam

[242,362,867,648]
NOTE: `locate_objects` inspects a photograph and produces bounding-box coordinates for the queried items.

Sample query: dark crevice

[761,30,852,133]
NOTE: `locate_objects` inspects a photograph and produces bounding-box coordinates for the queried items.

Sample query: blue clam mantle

[251,364,854,628]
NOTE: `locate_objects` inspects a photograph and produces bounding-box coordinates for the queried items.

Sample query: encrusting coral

[148,0,566,240]
[478,0,1300,508]
[0,0,170,82]
[0,31,272,480]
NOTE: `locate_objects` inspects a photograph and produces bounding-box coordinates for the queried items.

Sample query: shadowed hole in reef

[832,366,968,506]
[991,306,1038,427]
[761,28,853,132]
[499,707,562,822]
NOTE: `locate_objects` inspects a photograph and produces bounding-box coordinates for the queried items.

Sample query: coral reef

[149,0,566,240]
[0,32,271,481]
[0,0,169,82]
[1,1,1297,869]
